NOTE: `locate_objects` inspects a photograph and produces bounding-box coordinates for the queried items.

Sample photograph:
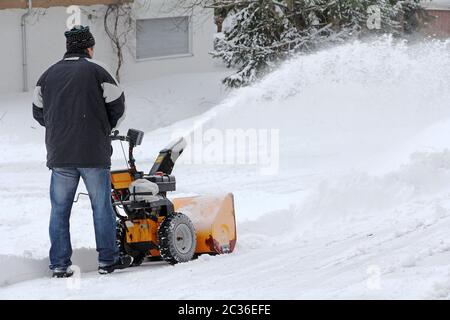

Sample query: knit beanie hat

[64,25,95,53]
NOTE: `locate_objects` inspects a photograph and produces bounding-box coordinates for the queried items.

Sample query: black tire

[116,220,126,255]
[158,213,196,264]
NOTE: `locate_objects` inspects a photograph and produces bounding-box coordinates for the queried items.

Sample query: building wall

[0,0,132,9]
[424,9,450,38]
[0,0,217,94]
[121,0,218,85]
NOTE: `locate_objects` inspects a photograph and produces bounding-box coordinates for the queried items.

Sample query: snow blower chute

[110,129,237,266]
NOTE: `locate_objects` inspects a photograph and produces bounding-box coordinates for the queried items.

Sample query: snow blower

[110,129,237,265]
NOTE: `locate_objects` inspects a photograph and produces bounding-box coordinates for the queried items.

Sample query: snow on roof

[422,0,450,10]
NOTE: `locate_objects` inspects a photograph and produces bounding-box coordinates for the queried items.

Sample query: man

[32,25,133,278]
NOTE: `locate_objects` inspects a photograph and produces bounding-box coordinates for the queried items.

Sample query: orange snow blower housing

[110,129,236,266]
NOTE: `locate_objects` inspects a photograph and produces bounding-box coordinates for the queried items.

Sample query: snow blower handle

[110,129,144,147]
[110,130,127,142]
[110,129,145,174]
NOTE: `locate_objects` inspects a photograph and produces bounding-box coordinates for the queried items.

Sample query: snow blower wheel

[158,213,196,264]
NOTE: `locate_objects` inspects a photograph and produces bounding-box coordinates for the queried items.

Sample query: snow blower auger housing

[110,129,237,266]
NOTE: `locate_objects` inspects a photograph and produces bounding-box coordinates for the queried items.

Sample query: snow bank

[294,151,450,236]
[0,249,97,287]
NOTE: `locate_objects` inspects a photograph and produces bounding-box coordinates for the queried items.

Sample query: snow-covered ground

[1,37,450,299]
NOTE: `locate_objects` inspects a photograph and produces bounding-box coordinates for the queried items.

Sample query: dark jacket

[32,52,125,168]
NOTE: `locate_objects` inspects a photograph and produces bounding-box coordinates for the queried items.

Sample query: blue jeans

[49,167,119,270]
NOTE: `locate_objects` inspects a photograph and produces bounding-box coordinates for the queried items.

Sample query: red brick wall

[424,10,450,38]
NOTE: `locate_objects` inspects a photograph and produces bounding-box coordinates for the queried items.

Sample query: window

[136,16,191,60]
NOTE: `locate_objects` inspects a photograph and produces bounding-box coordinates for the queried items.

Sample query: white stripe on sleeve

[33,86,44,109]
[102,82,124,104]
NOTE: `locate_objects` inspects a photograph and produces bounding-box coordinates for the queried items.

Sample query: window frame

[134,16,194,62]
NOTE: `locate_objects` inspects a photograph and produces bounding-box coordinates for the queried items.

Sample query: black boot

[98,255,133,274]
[52,268,74,278]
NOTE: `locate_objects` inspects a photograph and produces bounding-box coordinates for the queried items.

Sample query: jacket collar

[63,52,90,60]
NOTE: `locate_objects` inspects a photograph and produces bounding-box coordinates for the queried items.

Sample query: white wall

[0,0,218,94]
[122,0,218,84]
[422,0,450,10]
